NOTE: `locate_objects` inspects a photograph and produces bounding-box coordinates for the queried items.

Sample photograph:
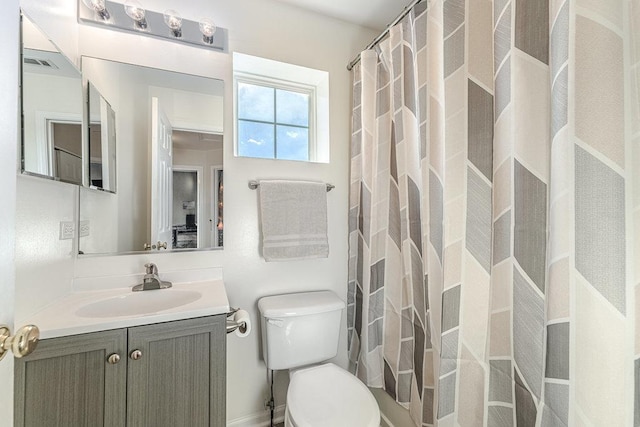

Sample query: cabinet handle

[130,349,143,360]
[107,353,121,364]
[0,324,40,361]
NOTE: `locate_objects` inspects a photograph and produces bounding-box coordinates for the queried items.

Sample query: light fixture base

[134,18,147,30]
[97,8,110,20]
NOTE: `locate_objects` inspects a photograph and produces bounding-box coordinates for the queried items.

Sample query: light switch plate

[79,220,90,237]
[59,221,75,240]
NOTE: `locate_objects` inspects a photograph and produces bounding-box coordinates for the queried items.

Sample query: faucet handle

[144,263,158,275]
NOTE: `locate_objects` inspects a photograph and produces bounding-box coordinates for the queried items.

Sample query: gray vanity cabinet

[126,316,226,427]
[14,328,127,426]
[14,315,226,427]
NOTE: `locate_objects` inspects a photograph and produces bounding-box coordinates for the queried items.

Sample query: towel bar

[248,180,335,192]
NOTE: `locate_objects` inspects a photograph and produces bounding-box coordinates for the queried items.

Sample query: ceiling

[271,0,411,31]
[173,130,223,151]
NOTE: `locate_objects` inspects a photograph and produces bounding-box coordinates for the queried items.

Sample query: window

[233,53,330,163]
[236,79,313,161]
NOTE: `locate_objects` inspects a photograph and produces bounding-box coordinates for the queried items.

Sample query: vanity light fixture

[163,9,182,38]
[78,0,228,52]
[199,17,216,44]
[81,0,110,20]
[124,0,147,30]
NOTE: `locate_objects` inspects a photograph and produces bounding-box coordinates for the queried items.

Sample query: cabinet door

[126,315,226,427]
[14,329,127,427]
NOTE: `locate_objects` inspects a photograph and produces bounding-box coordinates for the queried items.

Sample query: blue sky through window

[276,125,309,161]
[237,121,274,159]
[237,81,310,161]
[276,90,309,127]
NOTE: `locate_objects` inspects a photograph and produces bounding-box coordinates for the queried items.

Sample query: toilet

[258,291,380,427]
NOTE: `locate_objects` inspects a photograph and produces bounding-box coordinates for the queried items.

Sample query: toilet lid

[287,363,380,427]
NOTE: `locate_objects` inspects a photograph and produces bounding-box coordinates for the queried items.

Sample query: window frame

[234,72,317,162]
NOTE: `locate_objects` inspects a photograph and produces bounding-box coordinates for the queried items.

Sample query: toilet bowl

[258,291,381,427]
[284,363,380,427]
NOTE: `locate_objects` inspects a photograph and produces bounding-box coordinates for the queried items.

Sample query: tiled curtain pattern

[348,0,639,425]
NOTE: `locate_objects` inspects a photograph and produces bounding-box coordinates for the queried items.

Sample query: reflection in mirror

[79,57,224,255]
[171,131,224,249]
[87,82,117,192]
[21,13,83,184]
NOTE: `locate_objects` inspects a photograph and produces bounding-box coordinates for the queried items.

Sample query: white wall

[15,176,77,315]
[78,186,119,254]
[16,0,377,423]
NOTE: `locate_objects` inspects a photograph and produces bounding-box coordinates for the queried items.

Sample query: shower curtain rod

[346,0,427,71]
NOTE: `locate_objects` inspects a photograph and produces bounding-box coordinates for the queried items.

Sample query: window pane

[276,89,309,126]
[276,125,309,161]
[238,82,274,122]
[238,120,274,159]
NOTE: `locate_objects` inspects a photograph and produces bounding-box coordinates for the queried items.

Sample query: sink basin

[75,289,202,318]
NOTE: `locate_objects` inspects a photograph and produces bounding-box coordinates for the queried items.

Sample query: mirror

[79,57,224,255]
[20,14,83,184]
[88,82,117,192]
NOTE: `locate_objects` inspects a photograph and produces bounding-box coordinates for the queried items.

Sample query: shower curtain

[347,0,640,425]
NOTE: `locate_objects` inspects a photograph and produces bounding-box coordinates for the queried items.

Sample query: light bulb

[124,0,147,29]
[199,17,216,44]
[81,0,110,20]
[163,9,182,38]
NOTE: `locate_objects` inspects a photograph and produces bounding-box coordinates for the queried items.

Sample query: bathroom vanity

[15,316,225,426]
[13,279,229,427]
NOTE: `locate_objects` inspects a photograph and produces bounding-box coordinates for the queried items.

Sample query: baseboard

[370,387,414,427]
[227,404,286,427]
[380,411,394,427]
[228,402,394,427]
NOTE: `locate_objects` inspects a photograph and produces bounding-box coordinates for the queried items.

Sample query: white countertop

[19,279,230,339]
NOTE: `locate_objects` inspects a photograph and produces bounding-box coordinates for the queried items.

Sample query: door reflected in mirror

[79,57,224,255]
[21,14,83,184]
[88,82,117,192]
[171,131,224,250]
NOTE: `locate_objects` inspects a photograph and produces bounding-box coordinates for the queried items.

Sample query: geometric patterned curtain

[348,0,639,426]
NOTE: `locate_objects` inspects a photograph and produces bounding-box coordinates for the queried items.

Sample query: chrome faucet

[132,263,172,292]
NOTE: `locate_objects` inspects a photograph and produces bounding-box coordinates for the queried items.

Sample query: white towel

[258,180,329,261]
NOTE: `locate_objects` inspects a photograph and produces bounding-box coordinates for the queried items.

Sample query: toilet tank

[258,291,345,370]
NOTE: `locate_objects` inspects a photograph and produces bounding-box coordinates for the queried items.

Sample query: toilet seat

[286,363,380,427]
